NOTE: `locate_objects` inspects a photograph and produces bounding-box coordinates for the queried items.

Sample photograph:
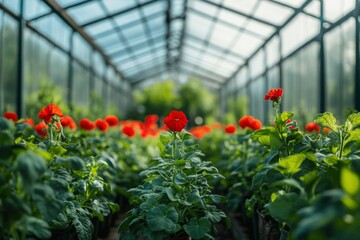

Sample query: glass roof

[45,0,316,88]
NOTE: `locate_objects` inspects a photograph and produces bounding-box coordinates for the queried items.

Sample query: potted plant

[119,110,229,240]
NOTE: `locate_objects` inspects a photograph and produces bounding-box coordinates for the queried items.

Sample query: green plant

[119,127,228,239]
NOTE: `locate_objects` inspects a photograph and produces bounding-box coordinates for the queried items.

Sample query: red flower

[164,110,188,132]
[145,114,159,125]
[225,124,236,134]
[238,116,254,129]
[61,116,77,130]
[23,118,34,127]
[286,119,295,130]
[323,127,331,134]
[35,122,48,137]
[79,118,95,131]
[122,126,135,137]
[95,119,109,132]
[249,119,262,130]
[38,104,63,123]
[305,122,320,133]
[105,115,119,127]
[3,112,18,122]
[264,88,283,102]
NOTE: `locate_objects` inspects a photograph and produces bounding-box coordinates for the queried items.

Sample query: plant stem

[172,132,177,160]
[338,130,344,159]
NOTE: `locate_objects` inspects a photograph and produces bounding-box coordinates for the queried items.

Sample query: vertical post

[278,33,284,112]
[89,49,95,113]
[319,0,326,113]
[16,0,24,117]
[263,48,269,123]
[355,0,360,111]
[67,31,74,111]
[0,10,4,112]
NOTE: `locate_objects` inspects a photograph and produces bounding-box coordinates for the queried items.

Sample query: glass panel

[281,13,319,57]
[253,1,293,25]
[282,42,319,125]
[324,0,355,22]
[209,22,238,47]
[187,13,213,39]
[73,33,91,66]
[304,0,320,17]
[31,14,71,51]
[232,33,262,57]
[217,8,247,27]
[24,0,50,20]
[49,49,68,100]
[250,77,265,122]
[85,20,114,36]
[114,10,142,27]
[68,2,106,25]
[56,0,85,8]
[190,0,218,16]
[72,62,90,113]
[245,20,275,38]
[325,19,355,121]
[142,0,166,16]
[3,0,20,15]
[93,52,105,76]
[93,76,103,100]
[267,66,280,121]
[235,67,248,89]
[265,36,279,67]
[249,49,265,78]
[1,14,18,112]
[222,0,258,15]
[274,0,305,8]
[102,0,137,14]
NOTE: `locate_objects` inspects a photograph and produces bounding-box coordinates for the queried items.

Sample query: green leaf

[146,205,180,233]
[140,194,160,210]
[344,112,360,131]
[278,111,294,122]
[165,187,178,201]
[269,133,282,149]
[72,207,93,240]
[323,155,339,166]
[31,184,63,221]
[49,145,67,156]
[344,129,360,147]
[314,112,338,132]
[187,189,201,204]
[278,153,306,175]
[272,179,305,194]
[174,173,186,185]
[15,152,46,185]
[160,131,173,145]
[265,192,306,223]
[205,210,226,223]
[18,216,51,240]
[184,217,211,239]
[341,168,360,195]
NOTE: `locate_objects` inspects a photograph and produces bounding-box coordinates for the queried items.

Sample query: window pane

[325,19,355,121]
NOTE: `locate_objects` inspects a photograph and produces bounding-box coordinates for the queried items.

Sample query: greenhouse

[0,0,359,239]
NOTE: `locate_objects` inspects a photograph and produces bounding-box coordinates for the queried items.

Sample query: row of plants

[0,105,161,239]
[197,88,360,240]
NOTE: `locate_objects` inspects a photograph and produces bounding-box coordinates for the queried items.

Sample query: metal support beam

[319,0,326,113]
[130,68,168,86]
[81,0,158,27]
[202,0,279,28]
[67,31,74,109]
[355,0,360,111]
[16,0,24,117]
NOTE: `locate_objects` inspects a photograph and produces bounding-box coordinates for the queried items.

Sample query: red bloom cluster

[35,122,48,137]
[238,116,262,131]
[145,114,159,125]
[3,112,18,122]
[286,119,295,130]
[305,122,320,133]
[225,124,236,134]
[323,127,331,134]
[95,119,109,132]
[61,116,77,130]
[79,118,95,131]
[264,88,283,102]
[105,115,119,127]
[189,125,212,139]
[164,110,188,132]
[122,126,136,137]
[24,118,34,127]
[38,104,63,123]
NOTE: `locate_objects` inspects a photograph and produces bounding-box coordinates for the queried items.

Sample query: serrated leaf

[344,129,360,147]
[146,204,180,233]
[314,112,338,132]
[341,168,360,195]
[345,113,360,131]
[19,216,51,240]
[278,111,294,122]
[278,153,306,175]
[184,217,211,239]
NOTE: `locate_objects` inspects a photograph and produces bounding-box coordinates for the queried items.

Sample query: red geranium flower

[61,116,77,130]
[286,119,295,130]
[264,88,283,102]
[323,127,331,134]
[35,122,48,137]
[79,118,95,131]
[305,122,320,133]
[164,110,188,132]
[38,104,63,123]
[122,126,136,137]
[249,119,262,130]
[225,124,236,134]
[3,112,18,122]
[105,115,119,127]
[95,119,109,132]
[238,116,254,129]
[23,118,34,127]
[145,114,159,125]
